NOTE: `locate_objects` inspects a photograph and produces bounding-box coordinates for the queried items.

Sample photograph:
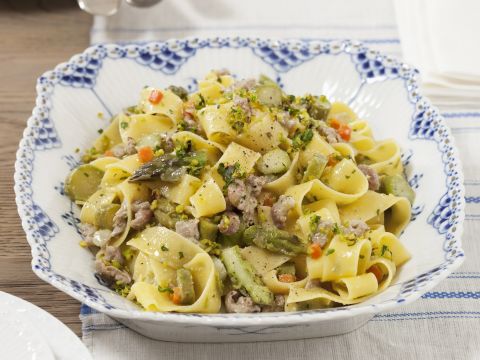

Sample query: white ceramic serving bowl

[15,38,465,342]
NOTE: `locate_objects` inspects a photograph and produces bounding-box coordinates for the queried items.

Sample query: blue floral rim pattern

[14,38,465,325]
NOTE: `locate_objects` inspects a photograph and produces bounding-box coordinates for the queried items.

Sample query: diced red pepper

[329,118,341,129]
[278,274,296,283]
[327,154,340,167]
[337,124,352,141]
[309,243,323,259]
[138,146,154,163]
[148,90,163,104]
[170,287,182,305]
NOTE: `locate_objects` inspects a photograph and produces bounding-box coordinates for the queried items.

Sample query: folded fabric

[394,0,480,106]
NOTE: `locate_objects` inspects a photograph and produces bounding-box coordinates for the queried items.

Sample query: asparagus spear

[220,246,274,305]
[176,268,196,305]
[243,225,308,256]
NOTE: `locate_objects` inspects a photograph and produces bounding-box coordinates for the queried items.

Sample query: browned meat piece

[311,232,328,248]
[227,179,248,209]
[343,219,369,237]
[241,205,257,226]
[277,111,297,135]
[104,245,125,266]
[227,176,270,226]
[261,295,286,312]
[246,175,269,197]
[233,96,252,119]
[224,290,261,313]
[110,143,127,158]
[109,138,137,158]
[175,219,200,242]
[271,195,295,229]
[95,258,131,286]
[130,200,153,231]
[161,133,175,153]
[183,112,199,132]
[110,202,128,238]
[218,211,241,235]
[233,78,256,91]
[358,164,380,191]
[79,223,96,246]
[311,219,334,248]
[318,124,343,144]
[125,137,137,155]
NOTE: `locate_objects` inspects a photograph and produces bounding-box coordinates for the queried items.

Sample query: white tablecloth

[83,1,480,359]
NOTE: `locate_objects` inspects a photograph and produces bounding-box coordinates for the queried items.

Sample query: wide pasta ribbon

[357,139,403,176]
[339,190,411,236]
[138,87,184,124]
[127,226,221,313]
[287,257,396,307]
[284,159,369,217]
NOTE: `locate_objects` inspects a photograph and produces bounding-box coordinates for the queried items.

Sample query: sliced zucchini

[256,149,291,175]
[65,164,104,202]
[256,85,283,106]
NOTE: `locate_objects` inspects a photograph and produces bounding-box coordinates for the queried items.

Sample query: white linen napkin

[82,1,480,359]
[394,0,480,106]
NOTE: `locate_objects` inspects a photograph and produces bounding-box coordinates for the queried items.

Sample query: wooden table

[0,0,92,337]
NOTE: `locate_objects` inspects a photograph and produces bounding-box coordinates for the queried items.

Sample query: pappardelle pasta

[66,70,415,314]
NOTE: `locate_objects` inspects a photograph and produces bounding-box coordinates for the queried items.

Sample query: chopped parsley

[292,128,314,150]
[158,286,174,294]
[195,93,206,110]
[115,284,131,297]
[120,121,129,129]
[167,85,189,101]
[178,251,185,259]
[183,151,207,177]
[161,244,169,252]
[332,223,341,235]
[177,120,197,133]
[380,244,393,259]
[97,128,104,134]
[228,103,250,133]
[199,238,221,256]
[309,214,321,232]
[217,162,245,189]
[175,140,208,177]
[326,248,335,256]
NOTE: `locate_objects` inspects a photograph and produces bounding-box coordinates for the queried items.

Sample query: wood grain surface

[0,0,92,337]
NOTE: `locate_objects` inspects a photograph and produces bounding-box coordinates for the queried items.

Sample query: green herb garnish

[326,248,335,256]
[158,286,174,294]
